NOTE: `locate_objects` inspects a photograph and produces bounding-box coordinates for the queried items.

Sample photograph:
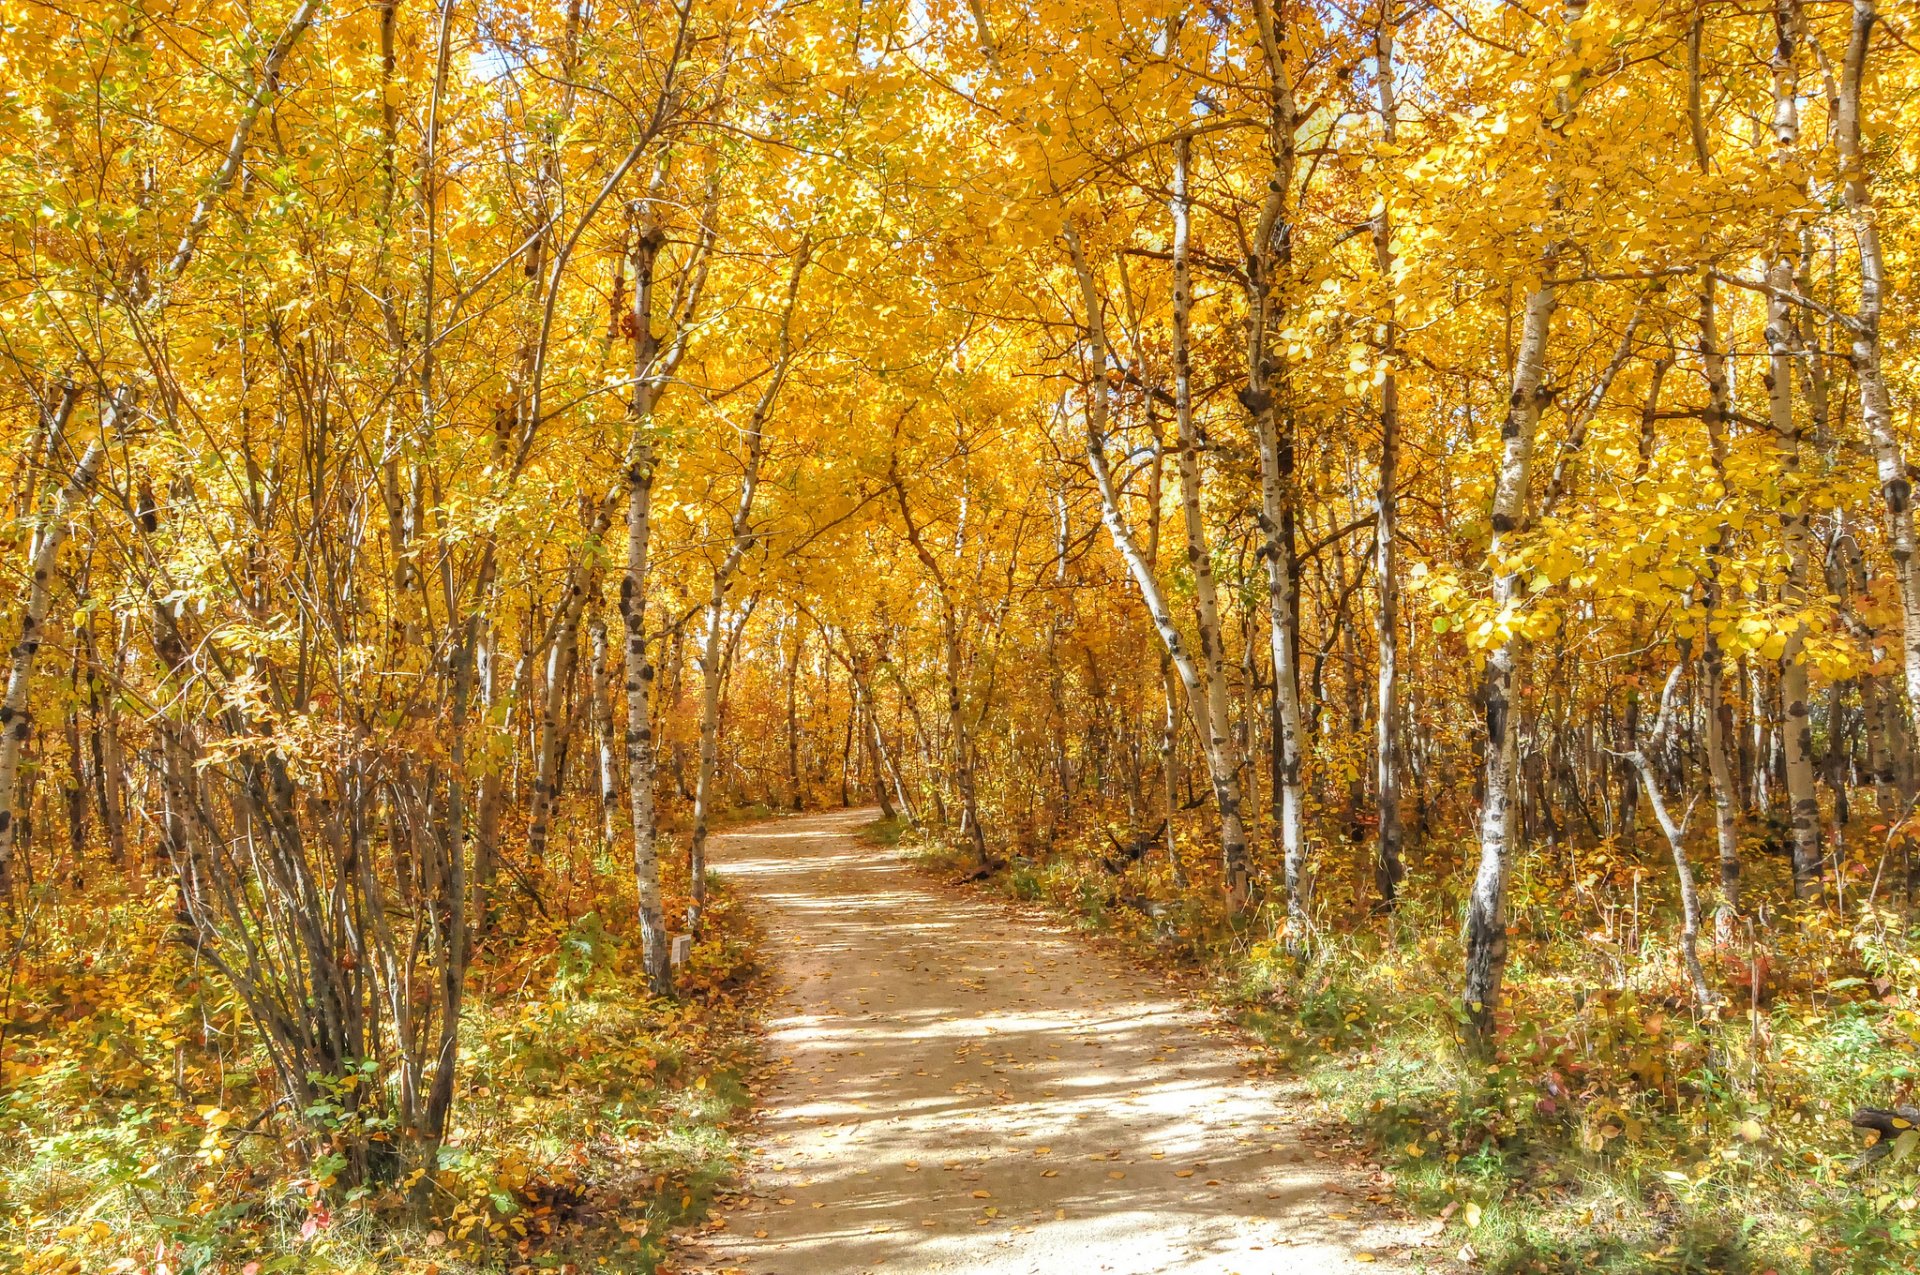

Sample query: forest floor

[677,807,1416,1275]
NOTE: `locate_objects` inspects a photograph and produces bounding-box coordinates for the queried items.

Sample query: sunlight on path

[680,809,1414,1274]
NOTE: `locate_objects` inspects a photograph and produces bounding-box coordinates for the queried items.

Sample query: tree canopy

[4,0,1920,1268]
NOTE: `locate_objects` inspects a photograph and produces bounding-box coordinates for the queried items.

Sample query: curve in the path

[683,807,1413,1275]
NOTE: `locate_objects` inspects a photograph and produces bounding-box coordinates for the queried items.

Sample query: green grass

[859,814,910,848]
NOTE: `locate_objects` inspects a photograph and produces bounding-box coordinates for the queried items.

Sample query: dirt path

[682,808,1415,1275]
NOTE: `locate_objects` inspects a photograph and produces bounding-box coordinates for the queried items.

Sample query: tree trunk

[589,605,619,847]
[622,439,669,989]
[1067,225,1238,907]
[786,619,805,811]
[1249,0,1309,936]
[1696,271,1745,936]
[1627,667,1720,1010]
[1372,12,1404,904]
[527,532,605,865]
[1764,2,1822,901]
[1171,135,1251,910]
[1839,1,1920,739]
[1463,278,1555,1046]
[0,428,107,894]
[892,469,990,868]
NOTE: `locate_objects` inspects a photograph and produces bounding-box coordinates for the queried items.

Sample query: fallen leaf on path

[1107,1170,1126,1180]
[1042,1169,1058,1178]
[1175,1170,1195,1178]
[972,1190,992,1198]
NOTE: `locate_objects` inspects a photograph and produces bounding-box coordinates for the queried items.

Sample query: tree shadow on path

[681,808,1415,1275]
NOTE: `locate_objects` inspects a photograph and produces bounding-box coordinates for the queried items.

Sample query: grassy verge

[858,813,910,849]
[892,815,1920,1274]
[1,857,763,1275]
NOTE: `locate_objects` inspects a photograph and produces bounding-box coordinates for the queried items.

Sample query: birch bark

[1463,278,1555,1044]
[1171,135,1251,909]
[1371,13,1404,905]
[1067,226,1240,908]
[1768,0,1823,900]
[0,423,108,891]
[1838,0,1920,728]
[622,175,716,993]
[1248,0,1310,935]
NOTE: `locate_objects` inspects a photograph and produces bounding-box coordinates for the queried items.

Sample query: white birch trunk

[1838,1,1920,731]
[1171,136,1250,909]
[589,606,619,846]
[1372,16,1404,904]
[1463,279,1556,1043]
[1697,268,1746,940]
[1624,667,1720,1009]
[1067,227,1242,910]
[1764,0,1823,900]
[0,420,109,892]
[1249,0,1310,935]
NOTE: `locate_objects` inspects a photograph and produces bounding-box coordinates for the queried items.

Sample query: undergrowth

[900,812,1920,1274]
[0,842,763,1275]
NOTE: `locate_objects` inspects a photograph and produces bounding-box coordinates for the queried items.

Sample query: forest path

[680,808,1412,1275]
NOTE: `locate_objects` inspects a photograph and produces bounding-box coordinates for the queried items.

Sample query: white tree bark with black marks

[785,617,805,811]
[1248,0,1310,935]
[1621,666,1720,1009]
[623,438,669,989]
[0,398,113,893]
[589,605,619,847]
[1684,24,1746,935]
[1142,434,1187,886]
[1170,135,1251,910]
[1067,226,1239,906]
[1837,0,1920,730]
[1765,0,1823,900]
[623,172,716,994]
[839,646,913,824]
[1463,278,1556,1045]
[1371,11,1405,906]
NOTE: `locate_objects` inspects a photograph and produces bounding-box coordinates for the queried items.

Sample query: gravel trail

[682,807,1413,1275]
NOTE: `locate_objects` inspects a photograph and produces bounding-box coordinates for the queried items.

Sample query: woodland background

[1,0,1919,1270]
